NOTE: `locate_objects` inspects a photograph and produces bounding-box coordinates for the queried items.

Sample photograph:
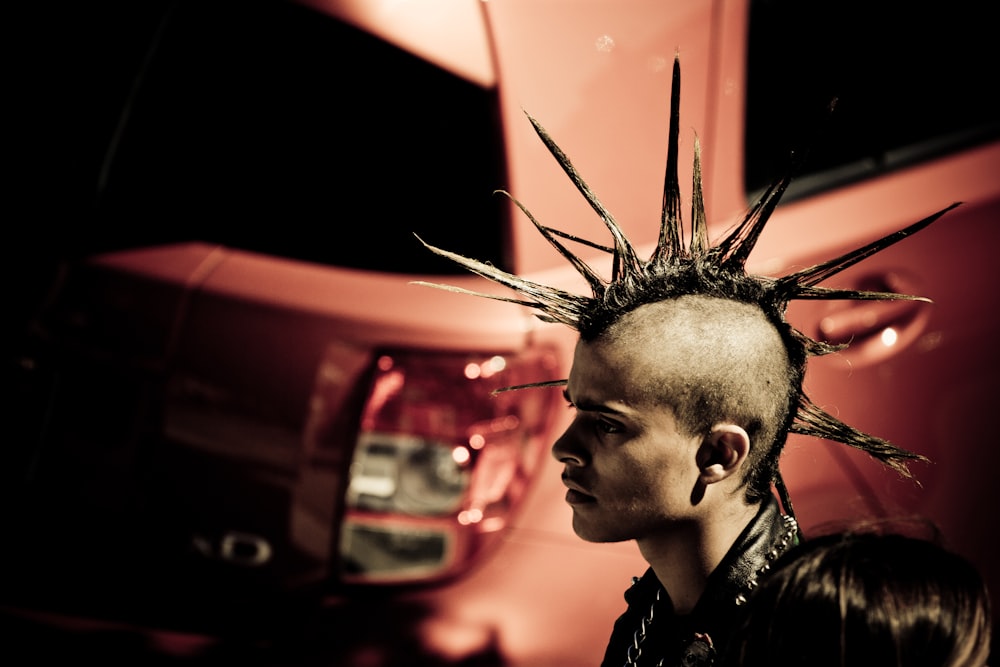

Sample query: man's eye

[596,418,623,434]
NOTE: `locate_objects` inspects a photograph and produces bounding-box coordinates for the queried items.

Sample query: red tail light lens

[340,347,560,583]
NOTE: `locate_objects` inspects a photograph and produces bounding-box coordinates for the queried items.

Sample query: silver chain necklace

[623,514,799,667]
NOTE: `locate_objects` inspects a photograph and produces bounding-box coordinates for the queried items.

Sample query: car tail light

[339,347,560,584]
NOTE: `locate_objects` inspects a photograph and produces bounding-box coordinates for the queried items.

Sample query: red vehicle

[7,0,999,664]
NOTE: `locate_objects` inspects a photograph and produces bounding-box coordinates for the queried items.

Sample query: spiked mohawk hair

[414,55,956,513]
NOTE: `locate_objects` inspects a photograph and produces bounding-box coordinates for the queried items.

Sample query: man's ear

[696,424,750,485]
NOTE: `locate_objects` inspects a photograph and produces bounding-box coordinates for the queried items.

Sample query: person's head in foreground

[724,529,993,667]
[551,293,794,552]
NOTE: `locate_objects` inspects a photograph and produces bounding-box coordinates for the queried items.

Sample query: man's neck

[636,500,761,614]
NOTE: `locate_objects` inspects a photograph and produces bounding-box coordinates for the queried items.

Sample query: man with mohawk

[415,55,956,667]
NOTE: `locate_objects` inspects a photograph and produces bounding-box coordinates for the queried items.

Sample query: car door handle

[812,271,932,364]
[818,298,925,348]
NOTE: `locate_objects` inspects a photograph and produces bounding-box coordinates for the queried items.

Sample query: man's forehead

[568,335,663,403]
[568,339,623,396]
[566,338,687,427]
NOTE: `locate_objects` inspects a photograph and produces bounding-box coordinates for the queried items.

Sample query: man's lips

[565,489,595,505]
[562,475,596,505]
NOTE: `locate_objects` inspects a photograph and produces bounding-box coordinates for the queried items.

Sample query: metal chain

[624,584,662,666]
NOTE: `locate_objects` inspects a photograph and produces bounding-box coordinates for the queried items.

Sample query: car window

[744,0,999,202]
[95,0,508,274]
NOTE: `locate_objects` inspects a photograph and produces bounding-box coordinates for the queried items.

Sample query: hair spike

[791,398,929,478]
[494,189,607,294]
[656,53,685,263]
[415,54,952,488]
[688,135,710,258]
[524,111,642,281]
[777,202,960,292]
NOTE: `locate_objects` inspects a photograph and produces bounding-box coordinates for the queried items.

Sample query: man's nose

[551,422,588,466]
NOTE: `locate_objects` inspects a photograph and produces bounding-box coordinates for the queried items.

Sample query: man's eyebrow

[563,388,627,416]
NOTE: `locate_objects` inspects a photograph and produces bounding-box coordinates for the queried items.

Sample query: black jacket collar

[605,495,795,667]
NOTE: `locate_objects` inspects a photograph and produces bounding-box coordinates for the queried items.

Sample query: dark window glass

[94,0,508,274]
[745,0,1000,202]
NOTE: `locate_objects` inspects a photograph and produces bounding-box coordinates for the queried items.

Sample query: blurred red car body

[6,0,999,664]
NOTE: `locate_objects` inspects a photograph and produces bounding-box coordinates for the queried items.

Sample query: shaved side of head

[599,295,797,500]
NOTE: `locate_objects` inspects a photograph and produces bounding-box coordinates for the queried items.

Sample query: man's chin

[571,517,628,544]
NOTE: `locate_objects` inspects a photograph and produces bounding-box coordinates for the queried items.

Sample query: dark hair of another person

[725,529,993,667]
